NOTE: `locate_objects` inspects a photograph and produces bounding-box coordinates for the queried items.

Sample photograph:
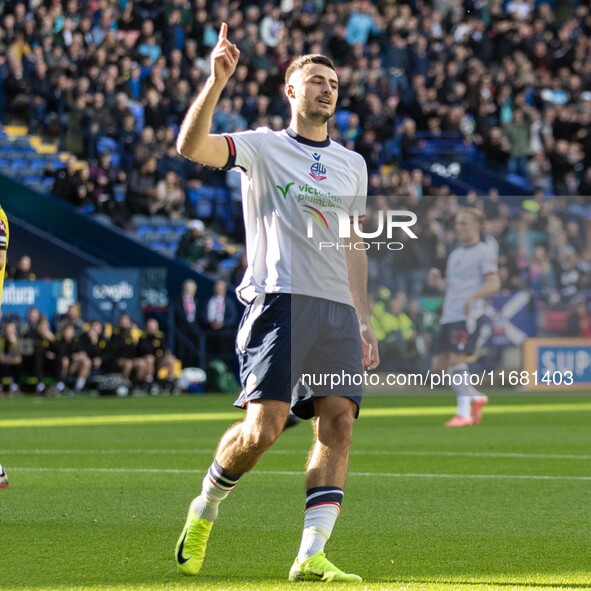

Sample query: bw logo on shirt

[309,153,327,182]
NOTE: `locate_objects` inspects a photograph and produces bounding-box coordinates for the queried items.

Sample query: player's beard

[300,96,335,124]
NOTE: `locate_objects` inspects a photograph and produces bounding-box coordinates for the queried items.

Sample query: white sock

[450,364,473,418]
[457,395,471,418]
[75,377,86,392]
[297,487,343,563]
[192,460,241,522]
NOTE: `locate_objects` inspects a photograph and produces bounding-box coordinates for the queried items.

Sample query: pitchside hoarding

[2,279,77,321]
[82,268,142,324]
[523,338,591,390]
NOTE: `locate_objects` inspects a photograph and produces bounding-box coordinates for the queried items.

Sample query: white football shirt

[441,241,498,324]
[225,128,368,307]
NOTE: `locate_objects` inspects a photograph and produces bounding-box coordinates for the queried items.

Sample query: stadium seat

[91,213,114,225]
[131,214,151,228]
[14,137,35,152]
[134,224,152,237]
[335,110,351,132]
[9,158,28,169]
[161,231,178,244]
[28,159,48,170]
[114,183,126,202]
[27,181,48,193]
[219,257,239,273]
[149,241,168,252]
[150,215,170,227]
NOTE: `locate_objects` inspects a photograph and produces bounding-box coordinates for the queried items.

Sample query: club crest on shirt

[309,154,327,182]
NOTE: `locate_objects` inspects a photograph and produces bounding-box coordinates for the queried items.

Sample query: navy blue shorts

[234,293,364,419]
[432,318,485,356]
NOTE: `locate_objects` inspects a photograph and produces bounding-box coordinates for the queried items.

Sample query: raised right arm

[176,23,240,168]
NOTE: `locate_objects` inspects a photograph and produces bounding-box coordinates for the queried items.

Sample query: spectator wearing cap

[176,220,206,266]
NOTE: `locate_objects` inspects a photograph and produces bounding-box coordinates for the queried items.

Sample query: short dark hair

[285,54,336,85]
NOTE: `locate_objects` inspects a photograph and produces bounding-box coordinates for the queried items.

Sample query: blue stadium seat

[9,158,28,169]
[27,181,47,193]
[219,257,239,273]
[161,232,178,244]
[170,216,187,227]
[150,215,170,227]
[0,166,17,178]
[19,166,39,178]
[14,137,34,151]
[114,183,126,202]
[335,110,351,132]
[188,186,216,218]
[29,159,48,170]
[143,231,162,243]
[135,224,152,237]
[149,241,167,251]
[91,213,113,225]
[131,214,150,228]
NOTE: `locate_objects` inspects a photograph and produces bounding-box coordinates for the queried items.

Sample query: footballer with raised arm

[174,23,379,582]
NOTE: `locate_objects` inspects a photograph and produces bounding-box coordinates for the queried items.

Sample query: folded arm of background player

[427,265,501,315]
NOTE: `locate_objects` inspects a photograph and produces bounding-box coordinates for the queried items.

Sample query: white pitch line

[1,449,591,460]
[9,467,591,482]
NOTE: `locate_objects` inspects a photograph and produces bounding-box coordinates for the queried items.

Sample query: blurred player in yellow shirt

[0,205,10,488]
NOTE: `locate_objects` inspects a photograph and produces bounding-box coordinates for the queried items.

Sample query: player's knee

[320,410,355,446]
[244,422,282,452]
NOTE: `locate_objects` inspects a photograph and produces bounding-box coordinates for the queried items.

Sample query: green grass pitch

[1,392,590,591]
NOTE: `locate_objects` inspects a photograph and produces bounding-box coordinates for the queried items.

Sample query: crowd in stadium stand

[0,301,181,395]
[1,0,591,385]
[1,0,591,198]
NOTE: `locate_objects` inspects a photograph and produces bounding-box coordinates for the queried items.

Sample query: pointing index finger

[219,22,228,40]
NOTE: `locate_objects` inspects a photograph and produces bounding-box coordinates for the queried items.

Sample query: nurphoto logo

[305,206,418,251]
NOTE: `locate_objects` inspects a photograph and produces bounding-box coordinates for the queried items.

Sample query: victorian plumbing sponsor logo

[304,205,418,251]
[92,281,135,302]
